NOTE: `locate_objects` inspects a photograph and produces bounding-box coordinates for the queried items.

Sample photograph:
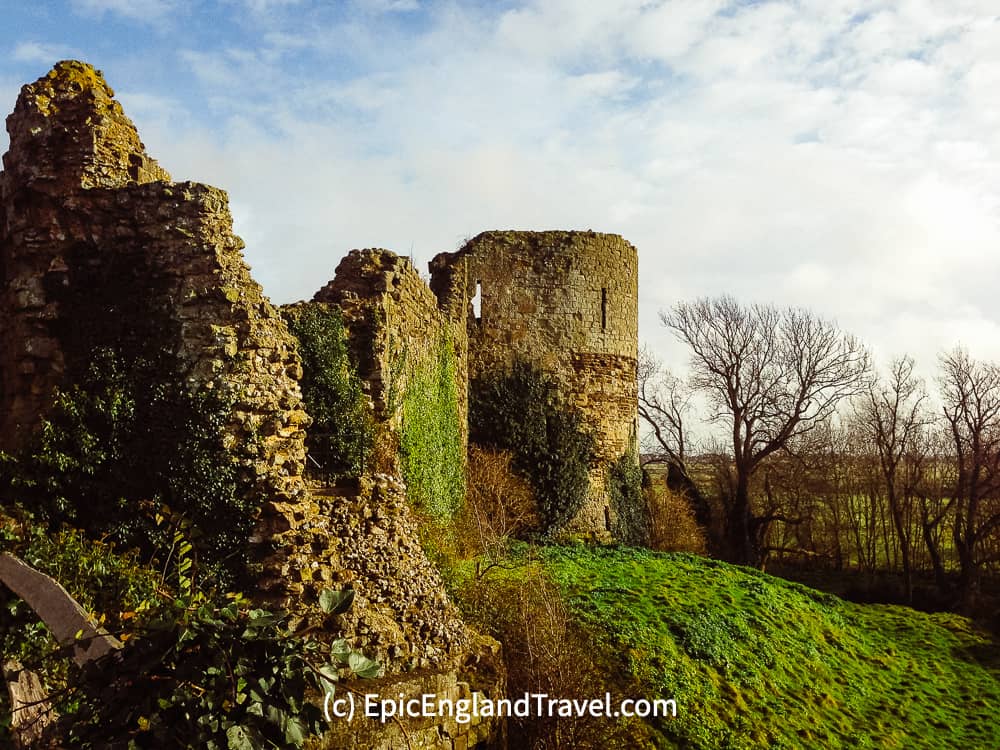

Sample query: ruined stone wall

[0,61,308,507]
[317,668,501,750]
[1,61,169,196]
[312,249,468,475]
[430,230,639,538]
[257,474,499,675]
[0,63,502,747]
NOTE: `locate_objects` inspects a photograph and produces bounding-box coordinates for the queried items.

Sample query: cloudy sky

[4,0,1000,389]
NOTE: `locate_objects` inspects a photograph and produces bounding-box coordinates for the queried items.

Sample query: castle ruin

[0,61,641,748]
[431,231,639,537]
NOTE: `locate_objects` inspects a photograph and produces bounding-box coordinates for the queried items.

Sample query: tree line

[641,295,1000,613]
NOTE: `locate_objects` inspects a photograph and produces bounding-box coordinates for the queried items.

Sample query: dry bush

[460,566,651,750]
[647,479,707,554]
[457,446,539,559]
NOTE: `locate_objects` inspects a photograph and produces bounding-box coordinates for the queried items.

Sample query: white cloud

[6,0,1000,397]
[70,0,175,22]
[12,41,80,65]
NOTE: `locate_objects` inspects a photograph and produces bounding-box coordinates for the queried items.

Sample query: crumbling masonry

[431,231,639,538]
[0,62,502,750]
[1,60,641,748]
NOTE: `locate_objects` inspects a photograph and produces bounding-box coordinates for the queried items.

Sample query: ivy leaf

[347,652,381,679]
[226,725,255,750]
[329,639,352,663]
[318,587,354,615]
[283,715,308,746]
[316,663,340,688]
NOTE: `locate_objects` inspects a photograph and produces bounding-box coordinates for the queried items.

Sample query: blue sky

[4,1,1000,425]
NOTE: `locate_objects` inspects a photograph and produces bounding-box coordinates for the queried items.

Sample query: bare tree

[938,347,1000,610]
[636,346,713,532]
[856,356,929,603]
[638,345,692,468]
[662,295,870,566]
[914,426,953,591]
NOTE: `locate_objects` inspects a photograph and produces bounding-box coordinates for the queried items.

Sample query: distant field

[540,545,1000,750]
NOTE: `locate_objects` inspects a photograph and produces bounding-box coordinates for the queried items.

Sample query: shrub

[400,330,465,520]
[469,361,594,535]
[647,478,707,554]
[0,348,249,585]
[458,446,538,560]
[281,304,373,482]
[63,598,327,749]
[607,452,648,546]
[0,509,378,749]
[0,507,161,747]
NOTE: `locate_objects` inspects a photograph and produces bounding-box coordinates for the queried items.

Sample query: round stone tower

[430,230,639,538]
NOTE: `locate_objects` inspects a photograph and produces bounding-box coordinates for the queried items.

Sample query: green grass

[540,545,1000,750]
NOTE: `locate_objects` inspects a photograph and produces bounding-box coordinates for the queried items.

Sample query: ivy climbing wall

[0,61,309,510]
[312,249,467,518]
[430,230,640,539]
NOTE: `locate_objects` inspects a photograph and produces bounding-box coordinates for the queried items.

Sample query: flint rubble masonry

[0,61,504,749]
[430,230,639,539]
[0,60,309,508]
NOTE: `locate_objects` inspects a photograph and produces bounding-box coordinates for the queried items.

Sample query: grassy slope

[540,545,1000,750]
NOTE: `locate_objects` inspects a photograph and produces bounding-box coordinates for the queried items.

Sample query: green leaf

[316,663,340,688]
[283,715,308,746]
[318,587,354,615]
[226,725,255,750]
[329,638,352,663]
[347,652,381,679]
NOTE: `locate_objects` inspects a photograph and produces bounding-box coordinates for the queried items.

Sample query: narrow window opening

[472,280,482,322]
[601,287,607,331]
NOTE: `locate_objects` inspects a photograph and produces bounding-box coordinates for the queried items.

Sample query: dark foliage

[282,304,373,483]
[469,361,594,535]
[607,453,649,546]
[0,349,249,585]
[62,599,327,749]
[0,242,251,585]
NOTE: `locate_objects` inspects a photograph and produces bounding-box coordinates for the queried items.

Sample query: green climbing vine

[281,304,373,482]
[0,346,250,586]
[0,241,252,586]
[607,450,648,546]
[400,330,465,520]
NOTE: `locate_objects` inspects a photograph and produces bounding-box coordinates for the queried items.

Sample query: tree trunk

[727,475,758,566]
[954,533,978,613]
[887,487,913,604]
[3,659,55,748]
[921,512,948,593]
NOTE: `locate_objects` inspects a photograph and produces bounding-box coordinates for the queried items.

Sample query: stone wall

[257,474,501,675]
[0,61,309,509]
[0,62,503,748]
[1,60,169,195]
[313,249,468,474]
[430,230,639,538]
[316,669,501,750]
